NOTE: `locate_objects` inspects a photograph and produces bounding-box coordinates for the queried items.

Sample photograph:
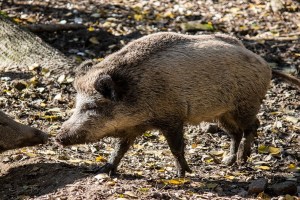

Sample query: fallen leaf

[106,181,115,186]
[269,147,281,156]
[162,178,190,185]
[94,173,109,181]
[57,74,65,83]
[255,165,270,170]
[206,183,218,189]
[88,26,95,31]
[139,188,149,192]
[225,175,235,180]
[89,37,100,44]
[180,21,214,32]
[285,116,298,124]
[124,191,137,198]
[210,150,224,156]
[54,93,62,101]
[257,192,270,200]
[284,194,294,200]
[134,14,143,21]
[28,63,40,70]
[95,155,107,162]
[288,163,296,169]
[48,107,61,113]
[258,145,269,154]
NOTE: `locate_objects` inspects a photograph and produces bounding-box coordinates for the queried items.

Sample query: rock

[94,173,109,181]
[237,189,248,197]
[248,178,268,194]
[200,123,220,134]
[272,181,297,195]
[270,0,284,12]
[285,116,298,124]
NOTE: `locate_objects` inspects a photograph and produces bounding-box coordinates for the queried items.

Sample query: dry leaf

[257,192,270,200]
[258,145,269,154]
[206,183,218,189]
[95,155,107,162]
[256,165,270,170]
[94,173,109,181]
[162,178,190,185]
[89,37,100,44]
[134,14,143,21]
[124,191,137,198]
[225,175,235,180]
[269,147,281,155]
[88,26,95,31]
[57,74,65,84]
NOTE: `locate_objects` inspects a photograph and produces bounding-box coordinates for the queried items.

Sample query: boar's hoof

[177,166,192,177]
[222,154,236,166]
[97,163,117,175]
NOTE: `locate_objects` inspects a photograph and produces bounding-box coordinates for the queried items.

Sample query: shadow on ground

[0,72,33,80]
[0,162,90,199]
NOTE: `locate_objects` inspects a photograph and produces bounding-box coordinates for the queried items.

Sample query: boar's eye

[82,103,98,111]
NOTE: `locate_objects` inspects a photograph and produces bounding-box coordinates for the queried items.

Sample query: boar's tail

[272,70,300,88]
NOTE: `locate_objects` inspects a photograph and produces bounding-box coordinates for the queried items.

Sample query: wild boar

[0,110,48,152]
[56,32,300,177]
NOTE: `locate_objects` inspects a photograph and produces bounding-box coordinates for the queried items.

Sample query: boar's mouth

[0,145,4,153]
[56,130,89,146]
[15,129,48,147]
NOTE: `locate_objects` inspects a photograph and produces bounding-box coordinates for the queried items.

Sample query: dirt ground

[0,0,300,199]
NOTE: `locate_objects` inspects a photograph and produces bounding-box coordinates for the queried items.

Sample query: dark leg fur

[152,118,191,177]
[222,130,243,165]
[98,137,135,175]
[237,118,259,164]
[220,114,243,165]
[221,112,259,165]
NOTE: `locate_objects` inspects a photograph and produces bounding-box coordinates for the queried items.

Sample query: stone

[272,181,297,195]
[248,178,268,194]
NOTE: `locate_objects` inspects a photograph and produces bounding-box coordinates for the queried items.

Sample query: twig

[1,6,22,12]
[244,35,299,41]
[24,23,86,33]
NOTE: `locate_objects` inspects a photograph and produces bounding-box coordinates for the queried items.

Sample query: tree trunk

[0,15,76,76]
[0,15,77,150]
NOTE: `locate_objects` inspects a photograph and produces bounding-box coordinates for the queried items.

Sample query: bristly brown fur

[74,32,246,94]
[58,32,300,176]
[0,110,48,151]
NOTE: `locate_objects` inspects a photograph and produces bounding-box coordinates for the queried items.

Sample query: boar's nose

[34,129,48,144]
[55,129,88,146]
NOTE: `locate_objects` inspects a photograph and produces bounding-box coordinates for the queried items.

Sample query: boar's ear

[94,75,116,101]
[75,60,96,76]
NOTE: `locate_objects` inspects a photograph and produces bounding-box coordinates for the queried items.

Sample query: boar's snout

[56,129,88,146]
[33,129,48,144]
[17,128,48,148]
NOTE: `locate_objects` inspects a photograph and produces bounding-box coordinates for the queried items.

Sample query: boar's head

[0,111,48,152]
[56,70,141,146]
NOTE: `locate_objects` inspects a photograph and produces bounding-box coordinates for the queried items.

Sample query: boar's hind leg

[98,137,135,175]
[158,120,192,177]
[237,118,259,164]
[220,114,243,166]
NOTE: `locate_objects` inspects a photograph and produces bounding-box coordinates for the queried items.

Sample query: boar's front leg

[157,120,192,177]
[98,136,135,175]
